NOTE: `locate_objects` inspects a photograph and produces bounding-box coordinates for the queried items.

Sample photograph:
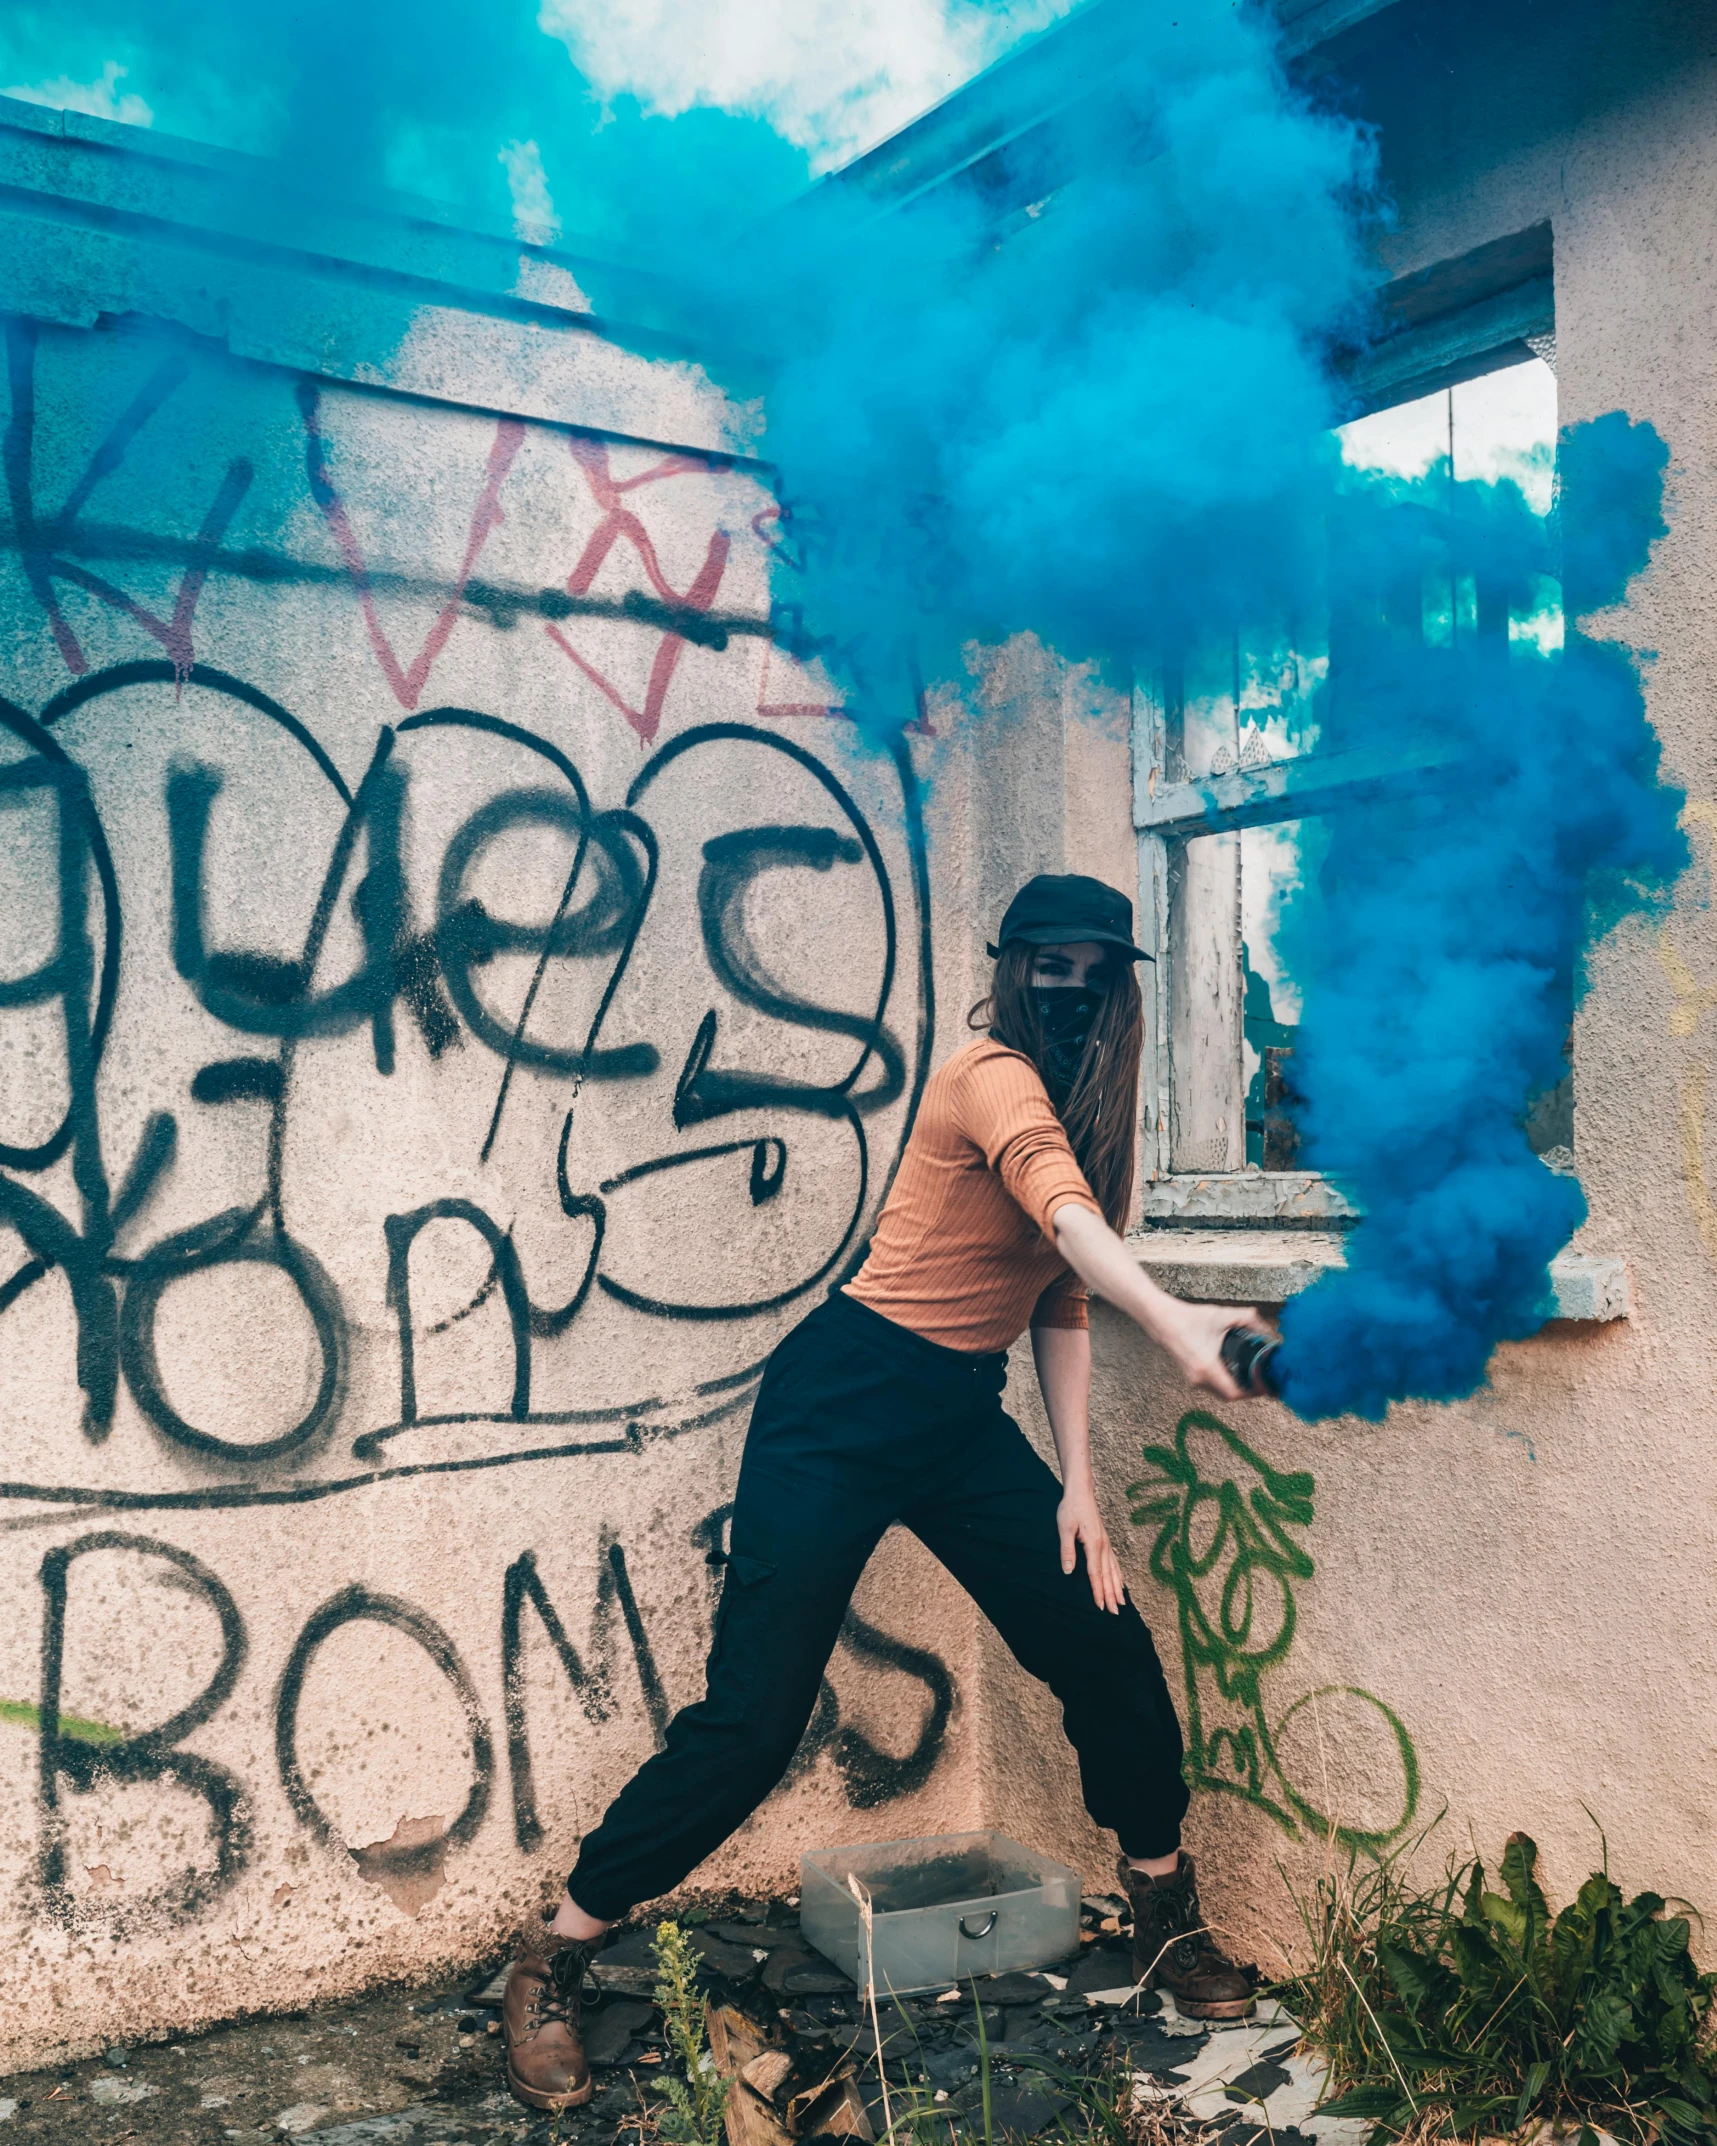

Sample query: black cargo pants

[568,1289,1190,1921]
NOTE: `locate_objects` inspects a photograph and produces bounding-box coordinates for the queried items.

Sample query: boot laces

[1140,1876,1222,1975]
[542,1947,590,2023]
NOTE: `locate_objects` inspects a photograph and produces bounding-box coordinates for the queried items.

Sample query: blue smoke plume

[1273,415,1682,1418]
[0,0,1687,1417]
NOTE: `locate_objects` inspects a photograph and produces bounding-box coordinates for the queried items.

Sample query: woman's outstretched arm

[1030,1321,1127,1613]
[1051,1203,1258,1400]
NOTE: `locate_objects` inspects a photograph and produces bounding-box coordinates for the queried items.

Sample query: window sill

[1138,1172,1359,1225]
[1128,1229,1629,1323]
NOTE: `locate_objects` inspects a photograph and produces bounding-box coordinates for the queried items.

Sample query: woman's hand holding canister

[1051,1203,1266,1403]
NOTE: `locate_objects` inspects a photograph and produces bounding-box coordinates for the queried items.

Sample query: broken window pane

[1335,354,1561,662]
[1242,820,1308,1169]
[1155,352,1565,1186]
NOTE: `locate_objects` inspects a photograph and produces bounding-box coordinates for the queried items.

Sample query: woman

[503,872,1265,2112]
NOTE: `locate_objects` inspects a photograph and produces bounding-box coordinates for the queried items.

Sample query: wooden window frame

[1130,234,1556,1223]
[1131,694,1459,1217]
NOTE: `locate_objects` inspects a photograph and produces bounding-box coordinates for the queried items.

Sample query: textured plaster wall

[979,0,1717,1974]
[0,180,1116,2065]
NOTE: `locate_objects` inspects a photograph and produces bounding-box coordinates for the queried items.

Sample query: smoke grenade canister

[1221,1325,1283,1397]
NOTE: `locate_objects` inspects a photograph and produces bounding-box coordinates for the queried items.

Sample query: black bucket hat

[986,873,1153,962]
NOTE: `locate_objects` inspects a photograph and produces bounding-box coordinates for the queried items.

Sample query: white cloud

[500,137,562,243]
[539,0,1078,171]
[3,59,153,128]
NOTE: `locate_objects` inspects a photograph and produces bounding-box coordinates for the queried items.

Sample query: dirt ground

[0,1893,1258,2146]
[0,1963,610,2146]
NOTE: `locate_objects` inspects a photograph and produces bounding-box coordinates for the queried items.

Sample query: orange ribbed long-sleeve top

[845,1037,1103,1354]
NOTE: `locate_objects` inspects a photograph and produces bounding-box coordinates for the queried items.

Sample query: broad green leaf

[1480,1890,1527,1946]
[1571,1985,1632,2068]
[1316,2086,1406,2120]
[1513,2058,1552,2127]
[1448,2093,1512,2132]
[1502,1831,1550,1931]
[1450,1921,1508,1995]
[1378,1940,1451,2014]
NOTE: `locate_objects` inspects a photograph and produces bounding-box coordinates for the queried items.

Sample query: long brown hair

[969,942,1143,1232]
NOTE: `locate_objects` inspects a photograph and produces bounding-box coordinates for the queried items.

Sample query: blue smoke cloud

[1274,414,1682,1418]
[1,0,1687,1417]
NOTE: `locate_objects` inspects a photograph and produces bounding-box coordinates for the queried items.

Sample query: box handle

[958,1911,998,1941]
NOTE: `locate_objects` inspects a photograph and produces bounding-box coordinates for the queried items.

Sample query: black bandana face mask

[1031,984,1105,1092]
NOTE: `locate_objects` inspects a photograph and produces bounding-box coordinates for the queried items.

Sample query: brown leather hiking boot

[1118,1853,1257,2021]
[503,1940,596,2110]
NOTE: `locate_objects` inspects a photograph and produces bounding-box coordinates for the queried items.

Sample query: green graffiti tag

[1129,1410,1419,1851]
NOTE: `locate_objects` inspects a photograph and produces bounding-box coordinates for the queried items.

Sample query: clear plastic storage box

[799,1830,1082,1996]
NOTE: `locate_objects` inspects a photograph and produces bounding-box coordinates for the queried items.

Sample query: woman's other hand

[1057,1487,1127,1614]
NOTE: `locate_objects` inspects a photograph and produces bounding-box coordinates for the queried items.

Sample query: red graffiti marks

[3,320,252,681]
[544,439,731,747]
[755,640,843,720]
[298,384,525,712]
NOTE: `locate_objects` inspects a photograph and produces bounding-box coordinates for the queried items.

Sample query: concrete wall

[0,111,1130,2068]
[984,0,1717,1972]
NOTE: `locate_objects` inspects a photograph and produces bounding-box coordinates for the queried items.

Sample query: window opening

[1136,350,1562,1204]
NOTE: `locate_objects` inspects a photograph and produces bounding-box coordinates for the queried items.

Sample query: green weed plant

[651,1920,731,2146]
[1282,1828,1717,2145]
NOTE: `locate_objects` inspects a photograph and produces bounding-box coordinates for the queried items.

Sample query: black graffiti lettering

[190,1058,284,1108]
[168,735,427,1072]
[536,1113,605,1337]
[692,825,906,1117]
[597,1035,868,1321]
[396,1129,608,1368]
[275,1585,494,1875]
[37,1531,250,1924]
[0,703,123,1173]
[0,749,121,1437]
[782,1675,844,1784]
[829,1610,956,1810]
[3,320,253,680]
[373,1160,617,1450]
[109,1110,178,1238]
[502,1548,614,1852]
[600,1135,788,1205]
[604,1535,670,1750]
[118,1210,346,1463]
[382,1199,532,1432]
[0,685,934,1495]
[434,787,657,1081]
[584,727,913,1323]
[629,727,902,1116]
